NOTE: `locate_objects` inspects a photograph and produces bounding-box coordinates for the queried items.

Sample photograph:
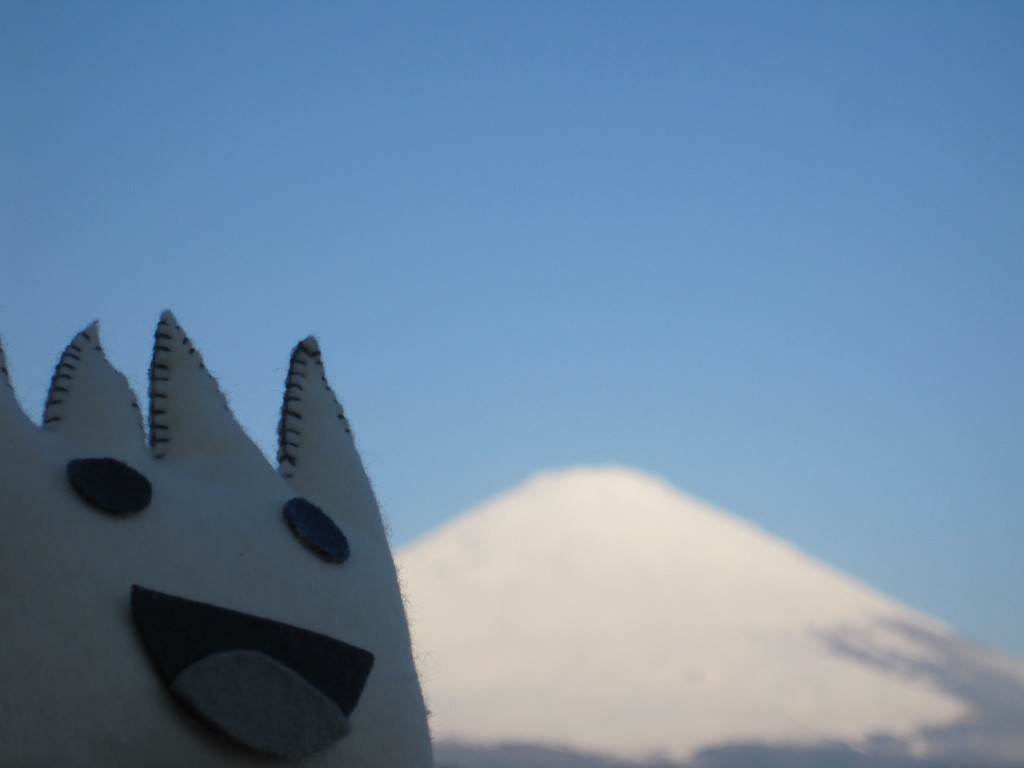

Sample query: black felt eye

[67,457,152,516]
[284,497,349,564]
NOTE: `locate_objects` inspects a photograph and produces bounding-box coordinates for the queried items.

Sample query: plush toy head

[0,312,434,766]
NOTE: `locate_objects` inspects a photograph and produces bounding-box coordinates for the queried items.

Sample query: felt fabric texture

[132,585,368,757]
[131,585,373,718]
[284,497,351,564]
[43,322,148,461]
[170,650,350,758]
[0,314,434,767]
[67,458,153,515]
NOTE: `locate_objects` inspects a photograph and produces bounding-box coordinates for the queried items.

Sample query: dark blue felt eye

[284,497,349,564]
[67,457,152,516]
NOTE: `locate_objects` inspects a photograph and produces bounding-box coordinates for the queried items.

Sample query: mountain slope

[397,466,1024,764]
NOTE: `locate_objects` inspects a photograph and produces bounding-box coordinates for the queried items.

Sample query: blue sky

[2,2,1022,655]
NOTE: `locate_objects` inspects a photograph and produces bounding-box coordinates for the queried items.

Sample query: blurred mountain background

[398,468,1024,767]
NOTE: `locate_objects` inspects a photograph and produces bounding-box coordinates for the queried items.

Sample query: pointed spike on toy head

[278,337,387,543]
[0,333,38,436]
[149,311,270,481]
[41,322,147,460]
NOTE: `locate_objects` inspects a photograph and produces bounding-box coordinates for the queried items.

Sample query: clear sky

[2,2,1022,655]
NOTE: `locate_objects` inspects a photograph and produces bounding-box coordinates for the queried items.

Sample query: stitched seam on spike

[43,335,86,427]
[278,346,309,477]
[149,320,172,458]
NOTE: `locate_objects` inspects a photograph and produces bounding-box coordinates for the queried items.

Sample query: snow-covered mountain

[397,466,1024,765]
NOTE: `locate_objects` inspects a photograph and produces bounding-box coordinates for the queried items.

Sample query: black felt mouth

[130,585,374,756]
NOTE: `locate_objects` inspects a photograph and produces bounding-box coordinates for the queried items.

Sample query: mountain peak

[399,467,1024,764]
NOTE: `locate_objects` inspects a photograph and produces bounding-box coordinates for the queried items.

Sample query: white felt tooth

[149,311,270,481]
[0,335,38,437]
[41,322,148,460]
[278,337,388,543]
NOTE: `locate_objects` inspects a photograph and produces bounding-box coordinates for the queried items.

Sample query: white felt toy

[0,312,434,767]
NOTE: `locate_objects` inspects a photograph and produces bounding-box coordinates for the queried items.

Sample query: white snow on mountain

[397,466,1024,763]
